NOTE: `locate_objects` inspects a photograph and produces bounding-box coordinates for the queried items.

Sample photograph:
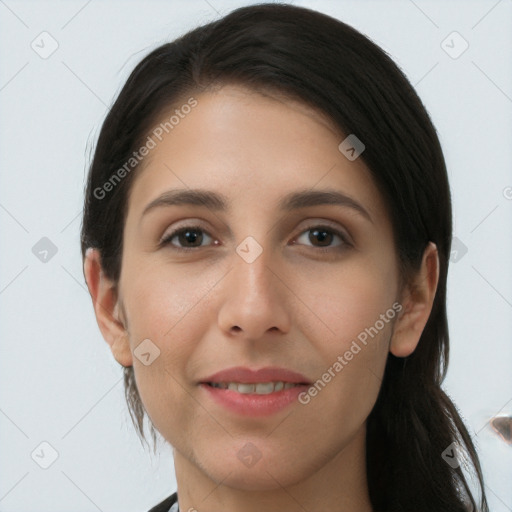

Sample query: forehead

[125,84,386,222]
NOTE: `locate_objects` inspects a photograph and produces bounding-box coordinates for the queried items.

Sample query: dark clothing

[147,492,178,512]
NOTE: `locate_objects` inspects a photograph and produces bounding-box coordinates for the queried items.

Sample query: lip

[200,366,312,385]
[199,366,312,417]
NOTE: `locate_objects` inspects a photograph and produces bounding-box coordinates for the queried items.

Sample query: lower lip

[200,383,310,417]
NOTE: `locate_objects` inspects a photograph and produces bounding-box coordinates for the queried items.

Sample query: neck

[173,425,373,512]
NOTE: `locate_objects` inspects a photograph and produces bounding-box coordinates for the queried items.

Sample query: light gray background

[0,0,511,511]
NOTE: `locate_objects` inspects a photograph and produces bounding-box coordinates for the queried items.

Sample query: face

[116,85,402,490]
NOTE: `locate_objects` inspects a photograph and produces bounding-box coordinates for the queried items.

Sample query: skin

[84,85,439,512]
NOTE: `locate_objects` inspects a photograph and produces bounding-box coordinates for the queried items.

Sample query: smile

[206,381,302,394]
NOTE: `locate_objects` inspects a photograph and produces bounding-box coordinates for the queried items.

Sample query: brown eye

[160,226,213,250]
[294,225,349,250]
[309,228,334,246]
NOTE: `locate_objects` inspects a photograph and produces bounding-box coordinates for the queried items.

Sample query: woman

[81,3,489,511]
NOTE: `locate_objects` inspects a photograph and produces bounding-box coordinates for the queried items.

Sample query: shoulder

[147,492,178,512]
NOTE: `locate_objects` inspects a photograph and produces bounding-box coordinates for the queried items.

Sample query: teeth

[237,383,255,394]
[209,381,301,394]
[255,382,274,394]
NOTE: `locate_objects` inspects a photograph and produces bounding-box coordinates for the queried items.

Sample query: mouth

[205,381,306,394]
[199,366,312,416]
[200,366,312,387]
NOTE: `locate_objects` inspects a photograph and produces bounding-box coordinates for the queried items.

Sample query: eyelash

[159,223,351,254]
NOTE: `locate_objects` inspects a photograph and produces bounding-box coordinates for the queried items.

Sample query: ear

[83,248,133,367]
[390,242,440,358]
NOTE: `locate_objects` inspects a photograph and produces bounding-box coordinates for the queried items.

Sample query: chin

[198,446,310,492]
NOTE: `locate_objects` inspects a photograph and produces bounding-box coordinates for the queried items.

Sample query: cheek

[295,252,399,347]
[291,255,397,413]
[295,300,394,440]
[120,262,215,433]
[123,255,216,340]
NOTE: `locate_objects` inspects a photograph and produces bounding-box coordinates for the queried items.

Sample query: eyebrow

[141,188,372,222]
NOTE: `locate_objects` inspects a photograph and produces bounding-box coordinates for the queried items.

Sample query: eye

[159,223,351,253]
[293,224,350,251]
[160,225,214,251]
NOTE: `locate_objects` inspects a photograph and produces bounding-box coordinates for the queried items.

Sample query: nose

[217,243,291,341]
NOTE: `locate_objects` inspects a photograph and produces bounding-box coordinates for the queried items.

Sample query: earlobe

[390,242,440,358]
[83,248,133,367]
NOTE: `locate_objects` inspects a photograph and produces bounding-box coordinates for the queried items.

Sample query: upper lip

[201,366,312,385]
